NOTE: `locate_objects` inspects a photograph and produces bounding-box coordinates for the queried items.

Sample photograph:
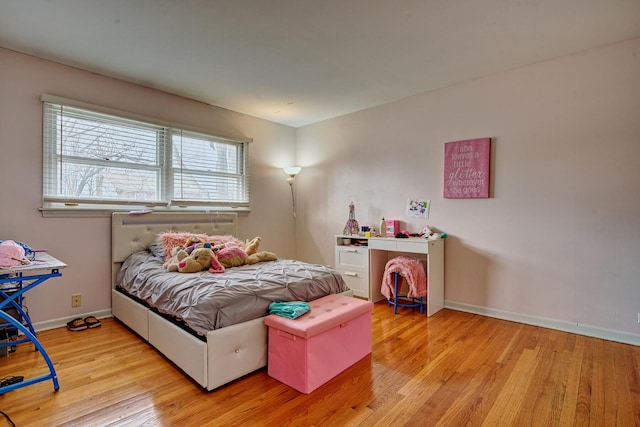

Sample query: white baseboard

[445,301,640,347]
[29,304,640,347]
[32,309,113,332]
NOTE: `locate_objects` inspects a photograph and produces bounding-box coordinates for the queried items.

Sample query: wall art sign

[406,198,430,218]
[443,138,491,198]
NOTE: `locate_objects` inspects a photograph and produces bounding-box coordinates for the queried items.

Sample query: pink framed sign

[443,138,491,198]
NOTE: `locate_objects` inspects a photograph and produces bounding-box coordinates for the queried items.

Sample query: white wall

[295,38,640,341]
[0,48,297,325]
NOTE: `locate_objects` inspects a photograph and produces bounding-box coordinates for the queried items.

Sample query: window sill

[39,205,251,218]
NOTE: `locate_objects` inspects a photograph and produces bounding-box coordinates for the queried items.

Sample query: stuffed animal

[177,247,225,273]
[211,236,260,255]
[163,246,189,272]
[215,246,247,268]
[216,245,277,268]
[246,250,278,265]
[184,238,212,255]
[183,236,203,248]
[244,236,261,255]
[162,235,272,272]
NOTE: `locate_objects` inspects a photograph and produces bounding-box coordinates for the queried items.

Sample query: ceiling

[1,1,639,127]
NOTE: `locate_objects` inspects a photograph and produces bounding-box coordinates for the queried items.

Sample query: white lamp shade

[283,166,302,176]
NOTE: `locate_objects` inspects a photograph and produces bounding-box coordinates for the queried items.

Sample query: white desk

[368,237,444,316]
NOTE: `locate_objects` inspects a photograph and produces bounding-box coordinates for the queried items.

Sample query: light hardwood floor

[1,304,639,426]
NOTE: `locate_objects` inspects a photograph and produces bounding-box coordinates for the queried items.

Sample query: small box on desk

[264,294,373,393]
[385,219,400,236]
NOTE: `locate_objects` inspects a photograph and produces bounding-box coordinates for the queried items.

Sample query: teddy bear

[183,236,209,254]
[165,241,224,272]
[216,245,277,268]
[177,247,225,273]
[162,236,271,272]
[246,250,278,265]
[212,236,261,254]
[162,246,189,272]
[243,236,261,255]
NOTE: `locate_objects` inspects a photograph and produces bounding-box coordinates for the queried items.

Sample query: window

[42,96,250,215]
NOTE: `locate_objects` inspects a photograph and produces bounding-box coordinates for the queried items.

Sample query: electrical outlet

[637,312,640,324]
[71,294,81,307]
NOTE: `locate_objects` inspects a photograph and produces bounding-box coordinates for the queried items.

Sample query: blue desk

[0,253,66,394]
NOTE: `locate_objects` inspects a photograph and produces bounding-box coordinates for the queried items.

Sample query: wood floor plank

[1,304,639,426]
[481,346,541,426]
[610,342,636,426]
[558,334,584,426]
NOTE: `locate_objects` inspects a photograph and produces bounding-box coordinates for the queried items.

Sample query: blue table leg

[0,311,59,394]
[393,273,399,314]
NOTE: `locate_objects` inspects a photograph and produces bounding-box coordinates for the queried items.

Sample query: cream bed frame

[111,211,269,391]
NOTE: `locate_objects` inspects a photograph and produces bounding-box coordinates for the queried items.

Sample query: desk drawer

[336,269,368,298]
[335,246,368,270]
[395,240,428,253]
[368,238,429,254]
[368,238,395,251]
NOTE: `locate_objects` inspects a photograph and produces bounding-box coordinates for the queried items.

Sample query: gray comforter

[116,251,348,335]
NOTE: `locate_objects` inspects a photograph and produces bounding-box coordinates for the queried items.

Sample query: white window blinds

[171,129,249,205]
[42,97,250,209]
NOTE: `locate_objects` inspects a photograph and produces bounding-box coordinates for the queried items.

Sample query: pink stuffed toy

[216,245,277,268]
[216,246,248,268]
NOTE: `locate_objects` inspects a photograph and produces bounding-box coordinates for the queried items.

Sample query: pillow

[147,241,166,259]
[157,232,244,260]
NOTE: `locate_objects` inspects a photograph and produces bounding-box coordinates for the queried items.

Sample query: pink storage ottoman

[264,294,374,393]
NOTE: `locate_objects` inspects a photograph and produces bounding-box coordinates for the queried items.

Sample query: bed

[111,211,351,390]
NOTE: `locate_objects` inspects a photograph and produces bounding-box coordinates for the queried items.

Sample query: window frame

[40,94,252,218]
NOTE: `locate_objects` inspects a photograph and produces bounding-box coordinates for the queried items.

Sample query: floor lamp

[283,166,302,217]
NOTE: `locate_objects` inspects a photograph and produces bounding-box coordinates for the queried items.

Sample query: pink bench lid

[264,294,373,339]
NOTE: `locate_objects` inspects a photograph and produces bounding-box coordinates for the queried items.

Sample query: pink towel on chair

[381,256,427,299]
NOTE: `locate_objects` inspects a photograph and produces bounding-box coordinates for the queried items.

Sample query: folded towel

[269,301,311,319]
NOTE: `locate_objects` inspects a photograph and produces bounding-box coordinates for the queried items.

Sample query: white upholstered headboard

[111,211,238,287]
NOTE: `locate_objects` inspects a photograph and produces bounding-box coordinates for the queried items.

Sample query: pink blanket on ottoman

[381,256,427,299]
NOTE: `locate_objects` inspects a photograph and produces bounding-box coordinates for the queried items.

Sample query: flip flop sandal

[0,376,24,387]
[84,316,102,328]
[67,318,87,331]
